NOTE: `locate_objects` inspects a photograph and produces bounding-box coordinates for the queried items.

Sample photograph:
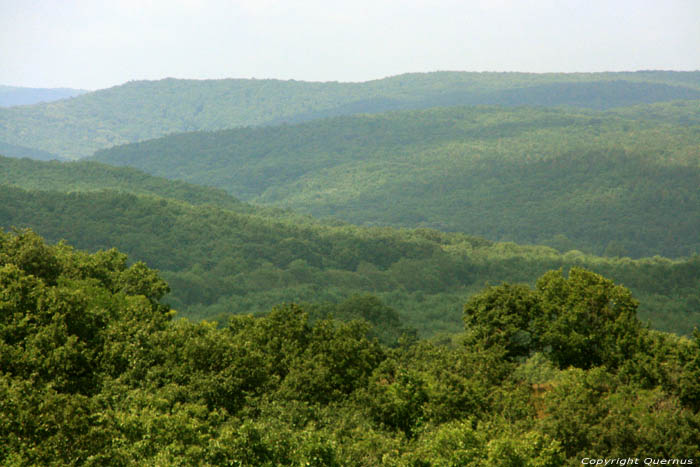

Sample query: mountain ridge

[2,70,700,159]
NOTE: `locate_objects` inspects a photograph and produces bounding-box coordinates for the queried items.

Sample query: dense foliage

[1,230,698,465]
[0,155,249,212]
[2,185,699,338]
[94,104,700,258]
[610,99,700,126]
[2,71,699,159]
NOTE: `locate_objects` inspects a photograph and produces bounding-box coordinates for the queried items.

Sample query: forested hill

[1,184,699,337]
[0,84,87,107]
[0,154,249,212]
[93,104,700,259]
[2,70,700,159]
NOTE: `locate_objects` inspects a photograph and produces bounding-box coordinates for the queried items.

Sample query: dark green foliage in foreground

[1,230,699,465]
[94,104,700,258]
[2,70,700,159]
[1,186,699,339]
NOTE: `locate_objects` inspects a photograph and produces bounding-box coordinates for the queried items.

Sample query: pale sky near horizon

[1,0,699,90]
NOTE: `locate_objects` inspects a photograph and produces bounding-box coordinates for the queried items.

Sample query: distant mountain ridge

[0,85,87,107]
[1,70,700,159]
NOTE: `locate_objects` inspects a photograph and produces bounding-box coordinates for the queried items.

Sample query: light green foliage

[408,422,565,466]
[411,420,487,466]
[483,431,565,467]
[679,330,700,411]
[512,353,559,385]
[540,368,700,459]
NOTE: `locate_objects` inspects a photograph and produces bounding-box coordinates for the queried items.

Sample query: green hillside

[2,71,700,159]
[1,184,698,337]
[0,154,248,212]
[94,104,700,259]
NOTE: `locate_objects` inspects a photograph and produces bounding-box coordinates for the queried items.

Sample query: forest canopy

[1,229,698,465]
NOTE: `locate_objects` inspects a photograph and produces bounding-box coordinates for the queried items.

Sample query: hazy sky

[2,0,699,90]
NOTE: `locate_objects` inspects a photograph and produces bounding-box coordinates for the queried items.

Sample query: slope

[0,154,249,212]
[1,185,698,337]
[2,71,700,159]
[93,104,700,258]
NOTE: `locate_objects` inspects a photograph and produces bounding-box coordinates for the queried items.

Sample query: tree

[463,283,543,361]
[537,268,643,369]
[462,268,645,370]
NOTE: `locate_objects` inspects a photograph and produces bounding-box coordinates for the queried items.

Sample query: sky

[1,0,699,90]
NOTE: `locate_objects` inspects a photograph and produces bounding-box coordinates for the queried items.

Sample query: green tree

[537,268,644,369]
[463,283,542,360]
